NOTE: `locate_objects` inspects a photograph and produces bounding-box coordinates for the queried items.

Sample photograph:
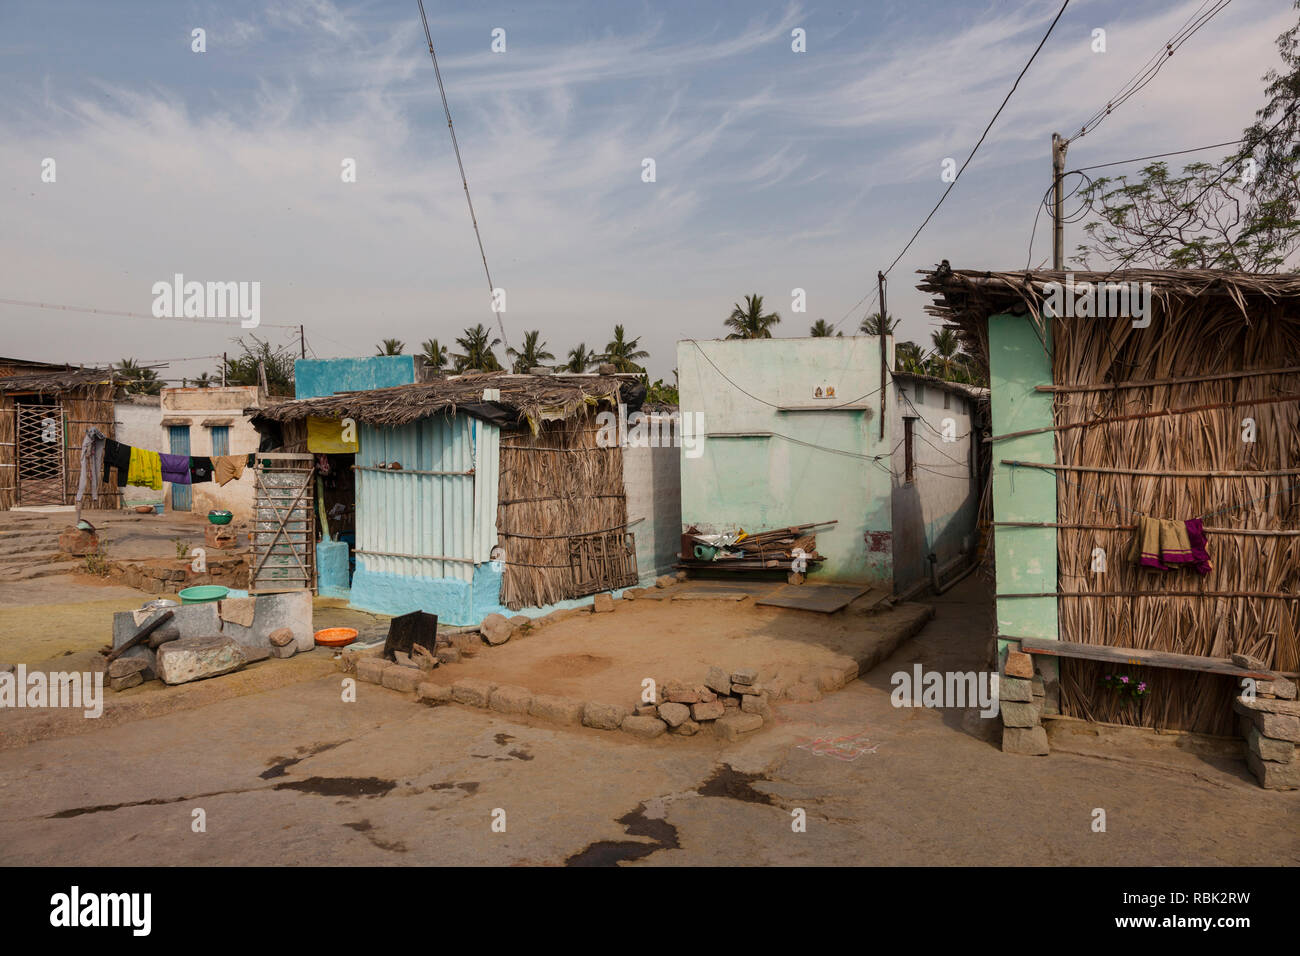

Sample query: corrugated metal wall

[356,416,499,582]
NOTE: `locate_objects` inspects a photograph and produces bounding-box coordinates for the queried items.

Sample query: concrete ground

[1,573,1295,866]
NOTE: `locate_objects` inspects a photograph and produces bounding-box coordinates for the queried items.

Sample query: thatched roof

[0,366,113,393]
[918,267,1300,334]
[249,370,641,430]
[892,370,988,402]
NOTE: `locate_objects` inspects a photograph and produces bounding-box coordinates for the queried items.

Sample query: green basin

[178,585,229,604]
[207,511,234,525]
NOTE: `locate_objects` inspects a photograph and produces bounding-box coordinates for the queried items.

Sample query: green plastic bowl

[207,511,233,525]
[179,585,229,604]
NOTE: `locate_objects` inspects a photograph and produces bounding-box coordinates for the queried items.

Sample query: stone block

[1247,750,1300,790]
[733,682,763,696]
[108,658,147,680]
[489,684,532,716]
[270,642,297,659]
[714,712,763,741]
[480,613,514,646]
[1232,652,1269,670]
[634,704,658,717]
[452,678,496,708]
[241,644,271,664]
[1247,727,1295,763]
[658,702,691,727]
[1255,712,1300,742]
[691,699,725,721]
[268,627,295,648]
[741,694,772,719]
[381,664,421,693]
[582,701,627,731]
[704,666,731,695]
[621,715,667,739]
[450,632,480,656]
[417,681,453,703]
[155,636,246,685]
[999,676,1034,703]
[1257,677,1298,700]
[999,700,1040,728]
[1001,725,1050,755]
[592,593,615,613]
[815,668,845,693]
[59,527,99,556]
[109,672,143,692]
[356,658,386,684]
[664,681,701,704]
[654,575,674,588]
[1235,695,1300,718]
[785,681,822,703]
[529,694,585,725]
[669,719,700,736]
[1004,650,1034,679]
[730,667,758,686]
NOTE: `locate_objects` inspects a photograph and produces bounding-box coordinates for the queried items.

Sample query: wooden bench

[1013,636,1278,680]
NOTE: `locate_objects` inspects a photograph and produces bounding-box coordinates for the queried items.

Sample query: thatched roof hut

[919,267,1300,741]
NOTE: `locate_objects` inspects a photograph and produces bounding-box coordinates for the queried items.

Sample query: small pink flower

[1119,676,1130,684]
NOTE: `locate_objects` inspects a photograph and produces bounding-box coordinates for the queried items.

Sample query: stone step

[0,550,63,569]
[0,560,87,581]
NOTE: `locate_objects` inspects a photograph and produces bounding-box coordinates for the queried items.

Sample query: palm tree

[376,338,405,356]
[809,319,842,337]
[454,324,503,372]
[116,358,163,395]
[602,325,649,373]
[507,330,556,373]
[894,340,928,374]
[927,328,962,380]
[859,312,899,336]
[725,294,781,339]
[193,372,213,388]
[420,338,448,372]
[565,343,596,373]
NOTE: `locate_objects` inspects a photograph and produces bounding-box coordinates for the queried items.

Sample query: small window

[904,418,916,483]
[210,425,230,457]
[914,383,925,404]
[943,391,951,410]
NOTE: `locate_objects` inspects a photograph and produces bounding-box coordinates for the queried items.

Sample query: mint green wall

[988,313,1058,650]
[676,337,894,586]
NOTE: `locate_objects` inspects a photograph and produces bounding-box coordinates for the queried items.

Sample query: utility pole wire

[416,0,510,355]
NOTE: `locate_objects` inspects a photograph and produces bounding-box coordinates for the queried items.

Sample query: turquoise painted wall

[294,356,416,399]
[676,337,894,586]
[988,313,1058,651]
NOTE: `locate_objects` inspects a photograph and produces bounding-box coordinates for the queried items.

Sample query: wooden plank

[756,584,877,614]
[1015,636,1276,679]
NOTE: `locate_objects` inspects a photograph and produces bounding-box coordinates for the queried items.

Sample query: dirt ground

[0,573,1294,866]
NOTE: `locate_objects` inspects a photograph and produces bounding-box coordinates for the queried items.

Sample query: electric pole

[300,324,306,358]
[1052,132,1068,270]
[877,270,888,440]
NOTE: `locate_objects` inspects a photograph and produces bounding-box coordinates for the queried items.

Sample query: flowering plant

[1102,673,1149,699]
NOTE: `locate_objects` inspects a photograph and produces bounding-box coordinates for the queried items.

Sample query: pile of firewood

[678,521,835,572]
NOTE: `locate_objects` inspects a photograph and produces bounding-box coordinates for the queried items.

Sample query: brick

[451,678,496,708]
[582,701,628,731]
[664,681,701,704]
[529,694,585,725]
[1247,727,1295,763]
[999,676,1034,703]
[691,699,725,721]
[381,665,421,693]
[417,681,453,703]
[489,684,532,715]
[621,715,667,738]
[714,712,763,741]
[1001,725,1050,755]
[356,658,387,684]
[999,700,1040,728]
[1247,750,1300,790]
[1004,650,1034,679]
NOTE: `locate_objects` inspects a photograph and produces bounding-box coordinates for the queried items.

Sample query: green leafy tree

[375,338,405,356]
[642,374,679,405]
[809,319,842,337]
[192,372,213,388]
[507,330,556,373]
[219,336,295,395]
[895,340,927,373]
[602,325,649,373]
[725,294,781,339]
[420,338,448,372]
[453,324,503,372]
[926,329,962,380]
[859,312,899,336]
[116,358,163,396]
[565,343,596,372]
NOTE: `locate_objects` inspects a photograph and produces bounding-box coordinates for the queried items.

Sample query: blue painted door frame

[169,425,191,511]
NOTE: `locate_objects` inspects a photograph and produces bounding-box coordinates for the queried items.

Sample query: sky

[0,0,1292,382]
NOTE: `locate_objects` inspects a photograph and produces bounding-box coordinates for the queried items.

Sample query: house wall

[158,386,262,520]
[676,336,894,586]
[987,313,1058,686]
[113,395,164,509]
[889,380,981,594]
[294,356,417,399]
[622,422,683,581]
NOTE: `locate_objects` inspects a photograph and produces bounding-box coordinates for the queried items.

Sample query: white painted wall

[113,395,163,508]
[622,418,682,582]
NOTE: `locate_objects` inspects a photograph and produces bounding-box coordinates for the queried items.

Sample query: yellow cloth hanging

[307,416,358,453]
[126,447,162,490]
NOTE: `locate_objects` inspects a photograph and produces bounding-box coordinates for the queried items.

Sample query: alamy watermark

[595,403,705,459]
[0,666,103,718]
[1043,273,1152,328]
[891,664,999,718]
[151,273,260,328]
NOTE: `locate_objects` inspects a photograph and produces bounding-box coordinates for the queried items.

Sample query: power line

[685,339,888,410]
[880,0,1071,279]
[1073,138,1246,173]
[0,296,296,329]
[1065,0,1233,145]
[416,0,510,355]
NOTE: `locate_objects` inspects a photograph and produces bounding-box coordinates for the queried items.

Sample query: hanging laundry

[76,427,106,514]
[214,454,246,487]
[127,447,162,490]
[1128,515,1211,572]
[1185,518,1213,575]
[189,456,214,483]
[1127,516,1163,570]
[159,452,191,485]
[306,416,358,453]
[101,438,131,488]
[1157,519,1194,567]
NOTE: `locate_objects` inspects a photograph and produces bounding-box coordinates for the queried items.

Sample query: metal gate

[168,424,192,512]
[16,403,65,505]
[250,453,316,594]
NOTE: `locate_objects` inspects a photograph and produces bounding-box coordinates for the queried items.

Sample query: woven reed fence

[496,412,628,610]
[1051,300,1300,734]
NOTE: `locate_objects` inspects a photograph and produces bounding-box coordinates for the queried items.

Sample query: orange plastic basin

[314,627,358,647]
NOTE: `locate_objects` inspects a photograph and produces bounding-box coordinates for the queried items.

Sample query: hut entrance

[15,399,65,506]
[250,452,317,594]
